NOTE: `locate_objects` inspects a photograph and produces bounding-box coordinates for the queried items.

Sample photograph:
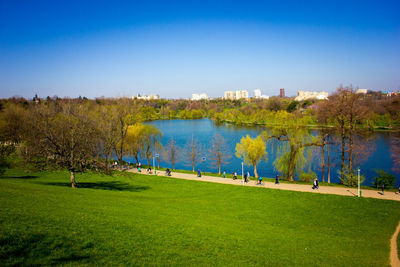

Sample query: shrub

[373,169,396,189]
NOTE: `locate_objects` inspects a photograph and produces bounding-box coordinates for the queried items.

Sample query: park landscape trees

[235,135,266,177]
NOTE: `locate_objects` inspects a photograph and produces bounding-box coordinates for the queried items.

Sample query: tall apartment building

[235,90,249,99]
[254,89,261,98]
[280,88,285,98]
[224,91,236,100]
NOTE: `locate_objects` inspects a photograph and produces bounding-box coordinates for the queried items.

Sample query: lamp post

[153,156,155,175]
[358,169,360,197]
[242,162,244,185]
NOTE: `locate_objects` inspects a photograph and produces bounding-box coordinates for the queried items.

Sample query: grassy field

[1,169,399,266]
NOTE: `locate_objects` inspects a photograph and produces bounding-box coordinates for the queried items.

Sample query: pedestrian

[223,170,226,178]
[312,179,319,190]
[382,183,385,194]
[247,171,250,181]
[275,175,279,184]
[398,185,400,194]
[258,176,262,185]
[197,169,202,177]
[147,167,152,174]
[138,166,141,172]
[233,172,237,180]
[244,172,247,182]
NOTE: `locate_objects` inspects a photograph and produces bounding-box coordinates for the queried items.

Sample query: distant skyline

[1,0,399,99]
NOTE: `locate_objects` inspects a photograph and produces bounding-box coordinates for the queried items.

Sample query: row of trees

[1,86,399,187]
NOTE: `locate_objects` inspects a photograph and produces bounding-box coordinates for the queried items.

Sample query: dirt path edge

[391,222,400,267]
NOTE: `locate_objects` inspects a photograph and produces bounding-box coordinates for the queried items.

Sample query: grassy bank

[1,169,399,266]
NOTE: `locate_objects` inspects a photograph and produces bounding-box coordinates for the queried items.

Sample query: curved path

[127,169,400,201]
[391,222,400,267]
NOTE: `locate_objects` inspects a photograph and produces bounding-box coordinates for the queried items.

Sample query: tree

[264,112,319,181]
[113,100,136,169]
[208,133,231,174]
[392,135,400,173]
[235,135,266,178]
[183,135,202,172]
[141,125,162,167]
[96,105,118,171]
[23,101,102,187]
[124,123,146,164]
[163,138,180,170]
[373,169,396,189]
[316,86,369,183]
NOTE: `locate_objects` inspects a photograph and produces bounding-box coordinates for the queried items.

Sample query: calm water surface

[134,119,398,187]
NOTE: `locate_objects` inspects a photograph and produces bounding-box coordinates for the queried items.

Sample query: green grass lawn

[1,169,399,266]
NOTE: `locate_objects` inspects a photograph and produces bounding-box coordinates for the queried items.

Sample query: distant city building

[224,90,249,100]
[191,93,209,100]
[253,89,269,99]
[235,90,249,99]
[356,89,368,94]
[295,91,328,101]
[224,91,235,100]
[386,90,400,96]
[280,88,285,98]
[133,94,159,100]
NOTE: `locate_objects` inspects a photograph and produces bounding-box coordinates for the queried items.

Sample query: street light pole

[242,162,244,185]
[358,169,360,197]
[153,156,155,175]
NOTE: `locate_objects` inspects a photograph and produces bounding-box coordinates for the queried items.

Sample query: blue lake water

[131,119,398,187]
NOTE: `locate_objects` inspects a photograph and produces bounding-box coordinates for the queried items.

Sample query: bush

[373,169,396,189]
[338,167,365,187]
[299,171,316,182]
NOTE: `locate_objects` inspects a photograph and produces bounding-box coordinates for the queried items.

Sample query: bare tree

[163,138,180,169]
[208,133,231,174]
[183,135,202,172]
[113,99,135,169]
[317,85,369,182]
[392,135,400,173]
[23,101,102,187]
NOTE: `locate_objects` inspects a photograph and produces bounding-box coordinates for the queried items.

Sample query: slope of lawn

[1,169,399,266]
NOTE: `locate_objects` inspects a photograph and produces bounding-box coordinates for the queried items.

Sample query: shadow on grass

[1,175,39,179]
[40,181,150,192]
[0,233,92,266]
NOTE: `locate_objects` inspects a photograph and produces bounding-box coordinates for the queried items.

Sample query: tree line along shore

[1,85,399,188]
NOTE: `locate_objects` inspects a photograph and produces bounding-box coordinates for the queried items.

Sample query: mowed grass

[1,169,399,266]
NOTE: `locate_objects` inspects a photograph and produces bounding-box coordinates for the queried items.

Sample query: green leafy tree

[264,112,319,181]
[235,135,266,177]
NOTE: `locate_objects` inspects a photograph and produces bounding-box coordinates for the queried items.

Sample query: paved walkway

[127,169,400,202]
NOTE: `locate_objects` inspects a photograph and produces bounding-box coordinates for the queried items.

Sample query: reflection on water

[131,119,399,187]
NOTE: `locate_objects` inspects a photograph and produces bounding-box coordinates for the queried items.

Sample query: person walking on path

[247,171,250,182]
[244,172,247,183]
[312,179,319,190]
[257,176,263,185]
[382,183,385,194]
[223,170,226,178]
[233,172,237,180]
[275,175,279,184]
[197,169,202,177]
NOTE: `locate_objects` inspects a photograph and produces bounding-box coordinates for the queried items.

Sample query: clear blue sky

[1,0,399,99]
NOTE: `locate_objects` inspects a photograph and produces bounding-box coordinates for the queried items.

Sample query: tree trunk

[327,139,331,184]
[218,160,221,175]
[349,129,353,178]
[287,147,296,181]
[340,128,345,183]
[70,170,77,188]
[172,158,175,170]
[322,136,325,183]
[253,164,258,178]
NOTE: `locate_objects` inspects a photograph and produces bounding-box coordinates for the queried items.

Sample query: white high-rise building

[191,93,209,100]
[254,89,262,98]
[235,90,249,99]
[294,91,328,101]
